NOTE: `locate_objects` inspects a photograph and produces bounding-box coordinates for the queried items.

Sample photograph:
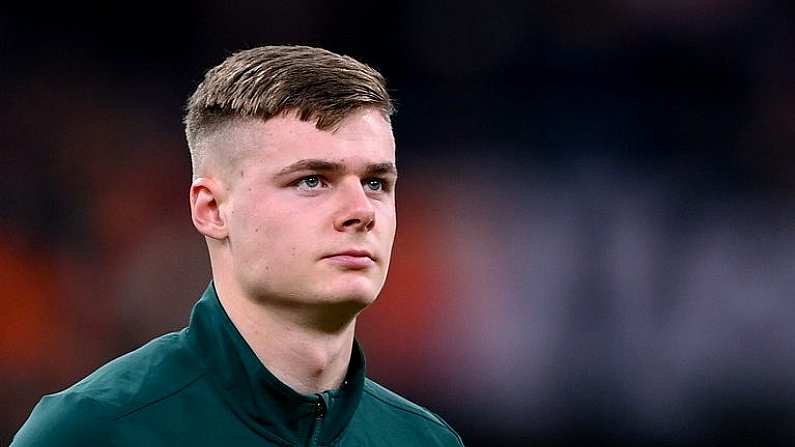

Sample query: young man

[13,46,463,446]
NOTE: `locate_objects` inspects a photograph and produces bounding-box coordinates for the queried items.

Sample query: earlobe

[190,178,228,240]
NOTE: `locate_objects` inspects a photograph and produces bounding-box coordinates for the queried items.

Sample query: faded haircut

[183,45,395,177]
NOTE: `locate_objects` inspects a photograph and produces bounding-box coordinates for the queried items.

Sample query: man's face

[218,108,397,312]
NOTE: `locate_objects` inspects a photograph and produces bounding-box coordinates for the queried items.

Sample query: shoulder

[11,389,112,446]
[12,330,206,446]
[361,379,464,446]
[64,330,205,415]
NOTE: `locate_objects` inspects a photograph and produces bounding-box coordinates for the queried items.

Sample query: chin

[321,270,382,296]
[323,289,378,307]
[317,281,380,308]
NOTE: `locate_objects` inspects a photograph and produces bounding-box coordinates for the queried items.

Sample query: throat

[213,278,361,395]
[283,343,353,394]
[225,297,358,394]
[261,325,356,395]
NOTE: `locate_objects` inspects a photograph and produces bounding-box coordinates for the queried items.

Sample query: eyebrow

[275,159,398,178]
[364,162,399,177]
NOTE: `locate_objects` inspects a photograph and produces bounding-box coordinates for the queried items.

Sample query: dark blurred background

[3,1,795,445]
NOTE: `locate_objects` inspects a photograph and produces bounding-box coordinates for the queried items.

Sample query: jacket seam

[112,371,208,420]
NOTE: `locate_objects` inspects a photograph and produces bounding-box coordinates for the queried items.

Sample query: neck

[214,277,357,395]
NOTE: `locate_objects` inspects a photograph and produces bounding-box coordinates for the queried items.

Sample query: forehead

[226,109,396,171]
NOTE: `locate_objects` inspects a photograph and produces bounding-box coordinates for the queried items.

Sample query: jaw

[263,295,369,335]
[315,265,386,303]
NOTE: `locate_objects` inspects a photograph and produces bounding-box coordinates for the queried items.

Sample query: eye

[296,175,325,191]
[364,178,384,191]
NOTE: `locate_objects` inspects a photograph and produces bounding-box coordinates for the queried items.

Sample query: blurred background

[3,1,795,445]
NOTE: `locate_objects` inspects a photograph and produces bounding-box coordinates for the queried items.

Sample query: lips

[323,250,376,269]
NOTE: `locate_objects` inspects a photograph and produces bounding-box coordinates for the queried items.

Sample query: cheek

[379,205,397,238]
[234,193,288,235]
[230,200,280,252]
[241,206,310,255]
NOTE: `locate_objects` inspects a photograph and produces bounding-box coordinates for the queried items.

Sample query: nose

[333,179,376,232]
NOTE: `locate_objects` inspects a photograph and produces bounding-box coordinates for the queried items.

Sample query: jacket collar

[185,282,365,445]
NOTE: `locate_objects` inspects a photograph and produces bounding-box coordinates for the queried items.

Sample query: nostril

[341,215,375,230]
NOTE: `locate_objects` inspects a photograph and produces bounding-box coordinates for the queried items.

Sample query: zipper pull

[314,398,327,418]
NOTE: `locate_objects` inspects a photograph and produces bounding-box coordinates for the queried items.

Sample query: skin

[189,108,397,394]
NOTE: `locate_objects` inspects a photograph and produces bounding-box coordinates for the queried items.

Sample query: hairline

[190,106,394,181]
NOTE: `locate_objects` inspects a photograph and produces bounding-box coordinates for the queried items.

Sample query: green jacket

[12,283,463,446]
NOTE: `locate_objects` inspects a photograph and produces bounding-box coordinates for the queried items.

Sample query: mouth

[322,250,376,270]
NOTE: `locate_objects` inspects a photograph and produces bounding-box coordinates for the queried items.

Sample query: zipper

[306,394,327,447]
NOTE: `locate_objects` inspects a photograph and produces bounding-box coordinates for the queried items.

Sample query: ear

[190,177,229,240]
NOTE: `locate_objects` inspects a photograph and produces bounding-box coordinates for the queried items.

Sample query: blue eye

[364,178,383,191]
[297,176,323,189]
